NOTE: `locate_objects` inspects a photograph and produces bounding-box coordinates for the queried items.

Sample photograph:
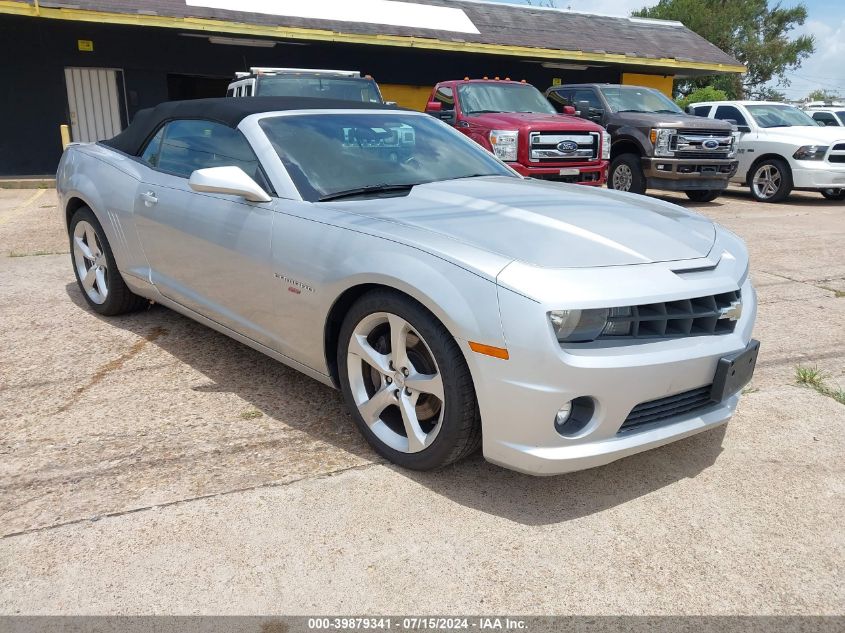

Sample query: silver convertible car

[57,97,759,475]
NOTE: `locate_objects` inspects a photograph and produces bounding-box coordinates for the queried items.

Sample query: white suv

[690,101,845,202]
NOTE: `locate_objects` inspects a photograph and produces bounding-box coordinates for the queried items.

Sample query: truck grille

[829,143,845,163]
[597,290,741,340]
[529,131,599,162]
[672,129,734,160]
[619,385,715,433]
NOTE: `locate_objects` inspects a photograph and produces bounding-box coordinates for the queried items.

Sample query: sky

[484,0,845,99]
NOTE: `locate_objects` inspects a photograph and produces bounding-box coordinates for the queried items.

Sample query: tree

[633,0,815,100]
[806,89,841,103]
[676,86,727,110]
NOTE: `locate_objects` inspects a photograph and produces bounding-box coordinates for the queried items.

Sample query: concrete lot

[0,186,843,615]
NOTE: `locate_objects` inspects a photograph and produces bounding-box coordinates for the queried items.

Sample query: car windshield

[598,86,683,114]
[256,76,383,103]
[838,111,845,122]
[746,104,817,128]
[457,83,556,115]
[259,113,516,201]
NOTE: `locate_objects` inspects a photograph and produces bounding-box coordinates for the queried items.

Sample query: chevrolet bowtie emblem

[719,299,743,321]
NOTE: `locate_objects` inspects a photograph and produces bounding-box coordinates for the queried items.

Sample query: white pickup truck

[689,101,845,202]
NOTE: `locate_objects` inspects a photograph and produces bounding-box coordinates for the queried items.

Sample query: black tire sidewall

[820,189,845,201]
[337,290,478,470]
[69,207,129,315]
[749,158,793,203]
[609,154,647,195]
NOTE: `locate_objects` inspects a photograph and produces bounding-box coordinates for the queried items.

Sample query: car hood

[756,125,845,143]
[325,177,716,269]
[468,111,599,130]
[613,111,733,130]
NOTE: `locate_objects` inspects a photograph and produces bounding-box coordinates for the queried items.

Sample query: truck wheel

[685,190,721,203]
[609,154,646,195]
[749,159,792,203]
[820,188,845,201]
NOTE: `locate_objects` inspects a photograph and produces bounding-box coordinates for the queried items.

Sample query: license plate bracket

[710,339,760,402]
[559,168,580,176]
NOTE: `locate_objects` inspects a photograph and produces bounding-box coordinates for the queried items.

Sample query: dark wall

[0,15,621,176]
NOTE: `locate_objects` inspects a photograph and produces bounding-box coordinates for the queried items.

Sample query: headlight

[601,130,611,160]
[650,128,676,157]
[793,145,828,160]
[489,130,518,162]
[549,309,609,343]
[728,133,739,158]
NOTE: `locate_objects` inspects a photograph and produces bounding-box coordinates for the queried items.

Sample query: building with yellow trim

[0,0,744,176]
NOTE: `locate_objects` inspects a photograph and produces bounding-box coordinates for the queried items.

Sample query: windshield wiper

[465,109,503,115]
[616,109,649,113]
[442,173,496,182]
[319,183,416,202]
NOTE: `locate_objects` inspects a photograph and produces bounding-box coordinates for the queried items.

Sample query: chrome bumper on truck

[642,157,739,191]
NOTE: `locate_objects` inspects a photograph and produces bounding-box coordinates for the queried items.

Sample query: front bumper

[791,160,845,189]
[510,161,608,186]
[642,157,738,191]
[466,256,756,476]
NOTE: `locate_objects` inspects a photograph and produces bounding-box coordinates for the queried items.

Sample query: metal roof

[2,0,745,73]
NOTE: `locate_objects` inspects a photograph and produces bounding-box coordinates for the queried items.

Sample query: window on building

[714,105,748,126]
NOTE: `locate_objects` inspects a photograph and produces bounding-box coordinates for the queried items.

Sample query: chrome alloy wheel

[72,220,109,304]
[752,164,782,200]
[612,164,633,191]
[346,312,445,453]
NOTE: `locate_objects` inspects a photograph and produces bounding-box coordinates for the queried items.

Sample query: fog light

[554,397,596,437]
[555,402,573,426]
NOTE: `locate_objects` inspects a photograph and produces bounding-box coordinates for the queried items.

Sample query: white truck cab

[690,101,845,202]
[226,67,385,104]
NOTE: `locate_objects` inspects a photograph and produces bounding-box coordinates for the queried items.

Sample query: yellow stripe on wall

[621,73,674,97]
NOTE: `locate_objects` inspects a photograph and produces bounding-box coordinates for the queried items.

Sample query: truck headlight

[601,130,611,160]
[728,133,739,158]
[549,309,609,343]
[650,128,676,157]
[490,130,518,162]
[793,145,828,161]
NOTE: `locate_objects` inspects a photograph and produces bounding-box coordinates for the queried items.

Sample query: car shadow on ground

[65,282,727,526]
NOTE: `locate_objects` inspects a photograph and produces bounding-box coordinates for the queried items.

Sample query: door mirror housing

[736,125,751,134]
[425,101,442,113]
[575,100,604,122]
[189,166,271,203]
[562,105,576,115]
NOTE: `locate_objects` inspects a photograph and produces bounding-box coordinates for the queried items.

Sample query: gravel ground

[0,186,842,615]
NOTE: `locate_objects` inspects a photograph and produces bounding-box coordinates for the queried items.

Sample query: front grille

[619,385,715,433]
[832,143,845,151]
[674,151,730,160]
[678,128,732,137]
[597,289,741,340]
[529,131,599,162]
[829,155,845,164]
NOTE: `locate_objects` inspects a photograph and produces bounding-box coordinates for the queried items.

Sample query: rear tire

[685,190,720,203]
[608,154,647,195]
[337,289,481,470]
[820,188,845,201]
[749,158,792,203]
[69,207,148,316]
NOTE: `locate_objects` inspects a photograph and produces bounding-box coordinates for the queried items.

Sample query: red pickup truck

[425,79,609,185]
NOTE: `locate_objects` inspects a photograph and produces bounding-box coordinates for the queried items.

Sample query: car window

[259,113,515,202]
[598,86,682,114]
[457,83,557,115]
[256,76,382,103]
[745,104,816,128]
[154,119,268,189]
[546,89,574,112]
[812,112,839,126]
[691,105,712,117]
[433,86,455,111]
[570,89,603,111]
[714,105,748,126]
[139,127,164,167]
[243,83,253,97]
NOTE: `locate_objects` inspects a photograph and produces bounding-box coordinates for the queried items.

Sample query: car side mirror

[685,105,696,115]
[189,166,271,203]
[737,125,751,133]
[425,101,442,113]
[563,105,576,115]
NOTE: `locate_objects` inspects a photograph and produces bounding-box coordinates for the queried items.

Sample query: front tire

[820,188,845,201]
[684,190,720,203]
[749,158,792,203]
[69,207,147,316]
[608,154,647,195]
[337,290,481,470]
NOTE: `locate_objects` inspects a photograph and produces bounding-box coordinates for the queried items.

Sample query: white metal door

[64,67,125,142]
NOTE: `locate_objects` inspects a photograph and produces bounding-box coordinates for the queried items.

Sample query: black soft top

[101,96,401,156]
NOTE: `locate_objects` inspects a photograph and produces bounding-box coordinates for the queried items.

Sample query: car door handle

[140,191,158,206]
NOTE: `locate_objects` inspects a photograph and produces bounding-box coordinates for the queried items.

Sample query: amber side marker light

[469,341,510,360]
